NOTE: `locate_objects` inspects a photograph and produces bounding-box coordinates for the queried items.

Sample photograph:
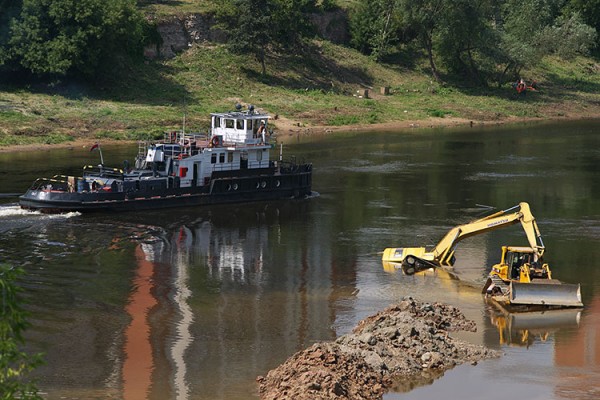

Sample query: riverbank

[271,109,600,138]
[257,297,500,400]
[2,42,600,152]
[2,109,599,154]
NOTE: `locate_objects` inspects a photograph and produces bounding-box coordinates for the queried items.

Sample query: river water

[0,120,598,400]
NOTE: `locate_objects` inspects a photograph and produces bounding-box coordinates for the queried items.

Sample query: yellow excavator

[382,202,583,309]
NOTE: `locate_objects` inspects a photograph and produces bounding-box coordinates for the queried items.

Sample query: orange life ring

[211,136,220,147]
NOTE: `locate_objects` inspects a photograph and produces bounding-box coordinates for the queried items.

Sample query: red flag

[90,143,99,152]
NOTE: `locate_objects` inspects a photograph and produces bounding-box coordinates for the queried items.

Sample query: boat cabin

[152,105,275,188]
[211,104,270,145]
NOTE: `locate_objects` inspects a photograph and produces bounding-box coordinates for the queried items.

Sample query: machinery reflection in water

[382,259,584,351]
[487,305,581,348]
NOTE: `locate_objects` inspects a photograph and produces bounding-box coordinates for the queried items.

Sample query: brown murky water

[0,120,598,399]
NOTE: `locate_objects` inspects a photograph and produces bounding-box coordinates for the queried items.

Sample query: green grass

[138,0,217,17]
[1,39,600,147]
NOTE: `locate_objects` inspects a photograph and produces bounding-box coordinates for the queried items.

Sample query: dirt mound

[257,297,500,400]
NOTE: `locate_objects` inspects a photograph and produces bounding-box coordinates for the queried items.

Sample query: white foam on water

[0,205,80,219]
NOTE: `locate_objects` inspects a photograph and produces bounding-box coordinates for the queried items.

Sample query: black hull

[20,172,312,213]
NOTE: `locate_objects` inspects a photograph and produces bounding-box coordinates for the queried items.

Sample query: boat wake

[0,205,80,221]
[0,207,80,235]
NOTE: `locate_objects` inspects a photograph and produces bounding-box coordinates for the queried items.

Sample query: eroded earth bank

[257,297,500,400]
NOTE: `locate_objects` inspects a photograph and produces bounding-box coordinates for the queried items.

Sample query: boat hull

[19,172,312,213]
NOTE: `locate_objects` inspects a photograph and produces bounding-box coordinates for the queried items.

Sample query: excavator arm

[430,202,545,266]
[382,202,545,267]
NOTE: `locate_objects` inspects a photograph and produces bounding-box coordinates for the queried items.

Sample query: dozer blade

[509,281,583,307]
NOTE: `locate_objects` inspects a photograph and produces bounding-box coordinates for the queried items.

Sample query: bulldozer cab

[500,246,550,282]
[504,248,535,280]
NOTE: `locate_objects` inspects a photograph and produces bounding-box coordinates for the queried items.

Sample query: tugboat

[19,105,313,212]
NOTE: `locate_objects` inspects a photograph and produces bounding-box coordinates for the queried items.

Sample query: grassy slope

[1,36,600,146]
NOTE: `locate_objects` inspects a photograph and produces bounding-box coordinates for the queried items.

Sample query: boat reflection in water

[115,200,346,400]
[122,243,160,400]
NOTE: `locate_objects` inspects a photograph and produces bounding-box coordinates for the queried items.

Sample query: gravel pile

[257,297,500,400]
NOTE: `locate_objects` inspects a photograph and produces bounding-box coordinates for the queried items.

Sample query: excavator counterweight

[382,203,583,309]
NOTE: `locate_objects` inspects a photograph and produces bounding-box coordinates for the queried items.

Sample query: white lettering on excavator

[487,218,509,227]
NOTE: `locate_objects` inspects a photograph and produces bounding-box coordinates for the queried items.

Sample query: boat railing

[164,130,208,145]
[29,176,73,192]
[83,165,124,179]
[278,159,312,174]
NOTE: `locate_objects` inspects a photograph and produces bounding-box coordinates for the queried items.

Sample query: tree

[272,0,318,49]
[398,0,449,82]
[434,0,498,84]
[0,0,22,66]
[565,0,600,48]
[497,0,596,83]
[0,265,43,400]
[541,12,597,60]
[349,0,402,61]
[7,0,148,78]
[217,0,274,76]
[217,0,317,76]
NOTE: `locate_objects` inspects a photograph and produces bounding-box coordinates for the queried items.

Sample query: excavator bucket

[509,281,583,307]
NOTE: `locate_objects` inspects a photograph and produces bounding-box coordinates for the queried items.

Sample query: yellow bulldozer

[382,202,583,309]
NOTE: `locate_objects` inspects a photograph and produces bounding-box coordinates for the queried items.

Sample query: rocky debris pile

[257,297,500,400]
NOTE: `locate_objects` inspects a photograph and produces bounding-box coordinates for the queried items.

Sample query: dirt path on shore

[257,298,500,400]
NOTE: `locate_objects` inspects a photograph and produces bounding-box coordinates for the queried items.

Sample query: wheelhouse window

[247,120,253,130]
[213,117,221,128]
[225,119,234,129]
[236,119,243,130]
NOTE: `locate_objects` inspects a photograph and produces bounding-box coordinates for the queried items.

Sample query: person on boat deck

[257,121,265,135]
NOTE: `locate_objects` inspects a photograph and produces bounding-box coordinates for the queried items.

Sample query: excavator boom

[382,202,544,265]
